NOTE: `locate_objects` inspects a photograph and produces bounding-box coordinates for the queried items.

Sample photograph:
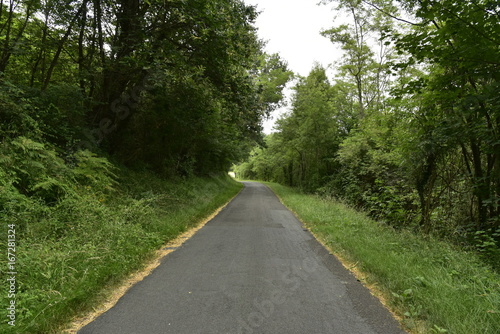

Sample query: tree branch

[361,0,424,26]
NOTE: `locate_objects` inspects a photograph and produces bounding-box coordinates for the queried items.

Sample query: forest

[235,0,500,267]
[0,0,499,332]
[0,0,293,176]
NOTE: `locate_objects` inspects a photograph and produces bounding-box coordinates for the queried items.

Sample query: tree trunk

[78,0,89,93]
[43,4,85,90]
[469,138,488,228]
[0,0,16,73]
[416,152,437,232]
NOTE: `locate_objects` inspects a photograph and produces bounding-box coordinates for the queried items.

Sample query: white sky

[243,0,342,133]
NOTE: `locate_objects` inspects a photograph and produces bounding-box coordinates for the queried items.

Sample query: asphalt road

[79,182,406,334]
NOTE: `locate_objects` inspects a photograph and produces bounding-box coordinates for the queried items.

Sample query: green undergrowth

[0,166,242,334]
[264,182,500,334]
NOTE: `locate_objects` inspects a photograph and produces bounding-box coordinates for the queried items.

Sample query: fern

[1,137,72,201]
[72,150,118,192]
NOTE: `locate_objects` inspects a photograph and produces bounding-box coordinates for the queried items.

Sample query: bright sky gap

[243,0,342,133]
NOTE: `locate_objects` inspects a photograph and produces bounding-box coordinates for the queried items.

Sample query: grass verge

[265,182,500,334]
[0,169,242,334]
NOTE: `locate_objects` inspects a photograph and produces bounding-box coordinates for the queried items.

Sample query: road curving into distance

[79,182,407,334]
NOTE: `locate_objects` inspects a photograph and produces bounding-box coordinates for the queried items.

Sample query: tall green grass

[265,182,500,334]
[0,170,242,333]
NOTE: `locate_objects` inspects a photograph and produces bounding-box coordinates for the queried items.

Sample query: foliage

[236,65,348,190]
[0,80,41,140]
[393,0,500,233]
[1,0,291,176]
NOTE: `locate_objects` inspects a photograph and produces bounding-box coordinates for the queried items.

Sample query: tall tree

[321,0,396,118]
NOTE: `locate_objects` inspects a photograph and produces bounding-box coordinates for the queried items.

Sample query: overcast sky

[243,0,342,132]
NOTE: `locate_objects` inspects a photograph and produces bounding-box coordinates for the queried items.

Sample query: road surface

[79,182,406,334]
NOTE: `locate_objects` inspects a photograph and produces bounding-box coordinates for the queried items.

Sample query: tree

[321,0,396,118]
[240,66,347,190]
[393,0,500,231]
[1,0,289,176]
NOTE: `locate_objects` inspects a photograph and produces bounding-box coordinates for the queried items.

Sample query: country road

[79,182,406,334]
